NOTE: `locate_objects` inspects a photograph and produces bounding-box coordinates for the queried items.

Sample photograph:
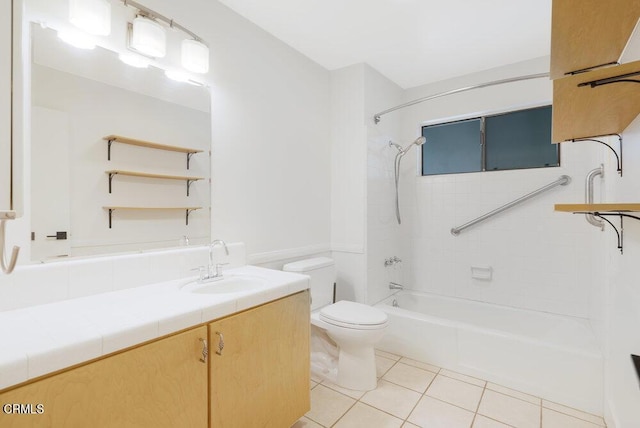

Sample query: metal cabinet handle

[199,338,208,363]
[215,332,224,355]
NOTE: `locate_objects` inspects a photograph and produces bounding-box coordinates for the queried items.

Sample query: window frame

[418,102,559,176]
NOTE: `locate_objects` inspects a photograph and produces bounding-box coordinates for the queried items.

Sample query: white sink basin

[182,275,266,294]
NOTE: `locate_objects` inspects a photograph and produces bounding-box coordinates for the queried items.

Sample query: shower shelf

[105,170,204,196]
[555,203,640,254]
[103,135,204,169]
[103,206,202,229]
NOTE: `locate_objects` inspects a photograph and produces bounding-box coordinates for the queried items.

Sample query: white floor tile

[440,369,486,387]
[477,389,540,428]
[408,396,475,428]
[542,400,605,426]
[333,402,403,428]
[376,349,402,361]
[306,385,356,427]
[376,355,397,378]
[360,379,422,420]
[383,362,437,393]
[542,408,604,428]
[291,417,324,428]
[487,383,540,405]
[425,374,484,412]
[472,414,512,427]
[402,423,420,428]
[323,380,367,400]
[398,357,440,373]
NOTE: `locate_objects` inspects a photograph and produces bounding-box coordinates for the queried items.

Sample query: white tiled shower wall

[363,57,607,320]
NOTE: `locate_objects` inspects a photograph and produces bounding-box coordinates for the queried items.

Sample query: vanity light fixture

[130,15,166,58]
[121,0,209,73]
[181,39,209,74]
[57,28,96,50]
[69,0,111,36]
[118,52,151,68]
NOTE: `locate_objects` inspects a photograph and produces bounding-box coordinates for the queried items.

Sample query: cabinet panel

[550,0,640,79]
[0,0,12,210]
[208,291,310,428]
[0,326,208,428]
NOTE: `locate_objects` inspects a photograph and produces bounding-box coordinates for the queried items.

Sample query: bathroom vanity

[0,267,310,428]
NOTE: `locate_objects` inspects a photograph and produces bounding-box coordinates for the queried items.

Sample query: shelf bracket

[187,179,195,196]
[186,208,197,225]
[187,152,196,170]
[570,134,623,176]
[108,208,115,229]
[107,138,115,161]
[578,70,640,88]
[108,172,118,193]
[585,212,640,254]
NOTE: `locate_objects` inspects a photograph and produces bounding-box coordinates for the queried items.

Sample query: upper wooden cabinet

[552,59,640,142]
[550,0,640,79]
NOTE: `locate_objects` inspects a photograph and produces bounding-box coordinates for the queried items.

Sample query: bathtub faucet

[389,282,404,290]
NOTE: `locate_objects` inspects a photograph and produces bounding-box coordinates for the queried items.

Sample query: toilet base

[336,345,377,391]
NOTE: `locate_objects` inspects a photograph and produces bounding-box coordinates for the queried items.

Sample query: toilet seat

[319,301,388,330]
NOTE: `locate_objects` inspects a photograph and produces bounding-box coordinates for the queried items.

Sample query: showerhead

[414,136,426,146]
[389,136,427,155]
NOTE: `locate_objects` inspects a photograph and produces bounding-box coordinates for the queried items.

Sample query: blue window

[422,106,558,175]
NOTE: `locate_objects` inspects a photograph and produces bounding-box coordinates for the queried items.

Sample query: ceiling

[217,0,552,89]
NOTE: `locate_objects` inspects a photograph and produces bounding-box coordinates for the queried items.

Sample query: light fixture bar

[121,0,207,46]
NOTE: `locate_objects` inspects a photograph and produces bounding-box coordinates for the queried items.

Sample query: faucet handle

[191,266,207,281]
[214,262,229,277]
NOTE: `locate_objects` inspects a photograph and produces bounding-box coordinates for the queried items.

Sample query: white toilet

[283,257,388,391]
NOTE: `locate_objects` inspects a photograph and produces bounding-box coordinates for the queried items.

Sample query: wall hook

[0,219,20,274]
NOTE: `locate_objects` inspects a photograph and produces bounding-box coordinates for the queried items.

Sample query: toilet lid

[320,301,388,327]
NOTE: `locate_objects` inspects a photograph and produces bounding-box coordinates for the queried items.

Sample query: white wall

[602,115,640,428]
[329,64,367,303]
[364,65,405,305]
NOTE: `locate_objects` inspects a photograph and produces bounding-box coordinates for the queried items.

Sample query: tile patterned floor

[292,350,606,428]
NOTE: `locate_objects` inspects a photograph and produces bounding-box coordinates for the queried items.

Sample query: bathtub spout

[389,282,404,290]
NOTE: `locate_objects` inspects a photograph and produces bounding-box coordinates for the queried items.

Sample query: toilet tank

[283,257,336,311]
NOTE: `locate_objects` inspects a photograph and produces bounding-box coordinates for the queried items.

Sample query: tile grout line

[470,383,488,427]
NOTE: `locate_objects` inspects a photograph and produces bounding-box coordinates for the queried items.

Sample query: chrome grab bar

[451,175,571,236]
[585,165,604,230]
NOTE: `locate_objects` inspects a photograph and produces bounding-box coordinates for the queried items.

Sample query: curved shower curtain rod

[373,72,550,124]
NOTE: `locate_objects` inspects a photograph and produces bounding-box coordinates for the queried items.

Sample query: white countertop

[0,265,309,391]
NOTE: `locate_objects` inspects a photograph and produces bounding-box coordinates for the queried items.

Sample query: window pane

[485,106,558,170]
[422,118,481,175]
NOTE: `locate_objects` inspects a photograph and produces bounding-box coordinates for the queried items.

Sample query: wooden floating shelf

[555,203,640,254]
[105,170,204,181]
[105,170,205,195]
[103,206,203,228]
[550,0,640,79]
[103,135,204,169]
[552,60,640,143]
[555,203,640,212]
[103,135,203,154]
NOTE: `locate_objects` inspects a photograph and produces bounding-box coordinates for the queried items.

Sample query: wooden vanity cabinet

[208,290,311,428]
[0,326,209,428]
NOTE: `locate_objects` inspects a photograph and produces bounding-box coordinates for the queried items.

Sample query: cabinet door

[0,326,209,428]
[0,0,11,210]
[209,291,310,428]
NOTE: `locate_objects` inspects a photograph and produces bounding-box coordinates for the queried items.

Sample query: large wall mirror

[22,0,211,261]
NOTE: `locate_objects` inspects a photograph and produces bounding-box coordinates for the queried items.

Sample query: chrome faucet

[208,240,229,279]
[389,282,404,290]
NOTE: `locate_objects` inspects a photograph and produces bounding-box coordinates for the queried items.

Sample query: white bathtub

[375,291,603,414]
